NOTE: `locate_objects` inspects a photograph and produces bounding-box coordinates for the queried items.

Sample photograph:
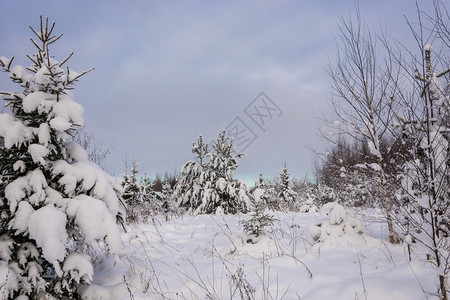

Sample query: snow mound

[307,202,366,247]
[78,257,144,300]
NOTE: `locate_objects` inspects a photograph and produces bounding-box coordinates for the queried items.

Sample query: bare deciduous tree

[382,2,449,298]
[327,7,400,243]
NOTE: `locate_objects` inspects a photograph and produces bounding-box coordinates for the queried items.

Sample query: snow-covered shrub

[0,18,122,298]
[241,190,276,244]
[307,202,365,247]
[299,193,318,213]
[317,184,339,205]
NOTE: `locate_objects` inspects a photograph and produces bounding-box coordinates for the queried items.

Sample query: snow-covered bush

[299,193,318,213]
[0,18,122,298]
[317,184,339,205]
[307,202,365,247]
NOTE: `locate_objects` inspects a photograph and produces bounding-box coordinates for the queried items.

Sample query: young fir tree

[161,180,176,218]
[278,163,297,203]
[176,131,250,214]
[241,194,276,244]
[140,171,152,199]
[122,159,141,207]
[196,130,249,214]
[0,18,122,298]
[253,173,268,206]
[175,135,209,212]
[255,172,266,189]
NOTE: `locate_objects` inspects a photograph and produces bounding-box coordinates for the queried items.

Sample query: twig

[357,253,367,300]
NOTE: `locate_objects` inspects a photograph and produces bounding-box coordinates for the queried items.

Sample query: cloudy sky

[0,0,424,184]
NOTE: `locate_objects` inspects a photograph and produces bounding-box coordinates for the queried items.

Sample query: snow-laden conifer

[175,135,208,212]
[122,159,141,207]
[161,180,177,219]
[0,17,122,298]
[176,131,250,214]
[278,164,297,206]
[255,172,266,189]
[241,192,276,244]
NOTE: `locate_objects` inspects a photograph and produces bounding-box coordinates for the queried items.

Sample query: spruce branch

[29,38,43,52]
[59,52,74,67]
[48,33,63,45]
[66,67,95,85]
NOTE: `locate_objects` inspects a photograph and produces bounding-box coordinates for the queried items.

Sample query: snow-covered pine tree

[175,135,209,213]
[196,130,249,214]
[122,159,141,207]
[0,17,122,298]
[241,193,276,244]
[278,163,297,204]
[255,172,266,189]
[252,173,268,208]
[161,180,176,219]
[121,160,130,191]
[162,180,173,205]
[176,131,250,214]
[140,171,152,197]
[121,159,143,222]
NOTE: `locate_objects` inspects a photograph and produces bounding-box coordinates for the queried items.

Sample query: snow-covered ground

[84,209,439,299]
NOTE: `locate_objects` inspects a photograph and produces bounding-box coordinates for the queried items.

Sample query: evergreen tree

[175,135,208,212]
[255,172,266,189]
[241,195,276,244]
[197,130,249,214]
[140,171,152,198]
[162,180,173,200]
[121,160,130,191]
[161,180,176,218]
[253,173,268,207]
[278,163,297,203]
[175,131,250,214]
[0,18,122,298]
[122,159,141,207]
